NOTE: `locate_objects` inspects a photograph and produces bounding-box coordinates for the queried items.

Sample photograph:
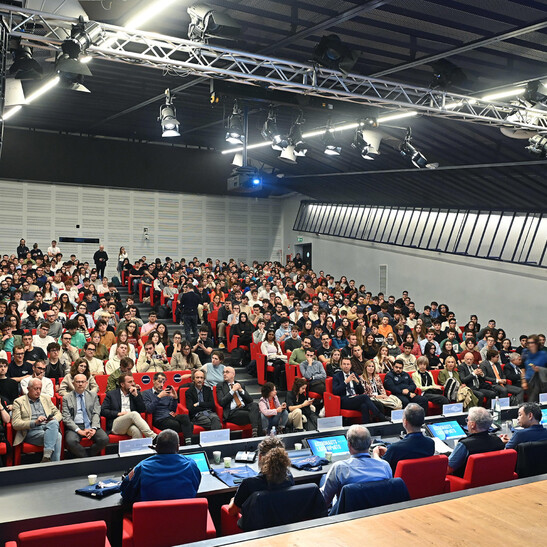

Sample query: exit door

[302,243,312,268]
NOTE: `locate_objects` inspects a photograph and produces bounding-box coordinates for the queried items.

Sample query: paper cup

[294,443,303,451]
[325,451,332,462]
[213,451,222,464]
[223,457,231,468]
[88,474,98,485]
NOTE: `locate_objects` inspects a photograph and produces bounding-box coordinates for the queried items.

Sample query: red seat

[256,353,272,386]
[447,449,518,492]
[394,455,450,499]
[220,504,243,536]
[323,377,361,422]
[212,386,252,439]
[13,421,64,465]
[5,520,111,547]
[285,364,322,399]
[122,499,216,547]
[208,310,219,341]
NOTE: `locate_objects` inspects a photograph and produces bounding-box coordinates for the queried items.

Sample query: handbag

[372,394,402,410]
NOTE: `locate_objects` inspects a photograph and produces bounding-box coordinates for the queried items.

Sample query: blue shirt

[506,424,547,450]
[523,350,547,381]
[141,389,177,422]
[447,442,468,472]
[121,453,201,503]
[320,452,392,506]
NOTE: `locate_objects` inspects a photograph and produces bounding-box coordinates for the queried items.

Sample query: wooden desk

[237,480,547,546]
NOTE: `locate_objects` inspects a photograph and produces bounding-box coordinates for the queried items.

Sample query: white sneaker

[319,407,325,418]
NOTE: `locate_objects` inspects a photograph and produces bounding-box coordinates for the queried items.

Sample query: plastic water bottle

[492,396,501,426]
[270,426,276,437]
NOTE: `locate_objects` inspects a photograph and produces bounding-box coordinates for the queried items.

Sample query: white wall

[1,180,283,276]
[281,196,547,341]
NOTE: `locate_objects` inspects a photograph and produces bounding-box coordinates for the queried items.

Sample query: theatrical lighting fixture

[323,119,341,156]
[313,34,359,75]
[430,59,468,90]
[525,133,547,157]
[187,3,241,42]
[279,145,297,164]
[2,76,60,120]
[288,111,308,157]
[261,108,288,151]
[158,89,180,137]
[8,42,43,80]
[226,101,244,145]
[351,118,382,160]
[399,127,438,169]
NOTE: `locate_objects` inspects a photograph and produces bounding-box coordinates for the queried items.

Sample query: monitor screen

[427,421,467,441]
[541,409,547,425]
[185,452,211,473]
[306,435,350,458]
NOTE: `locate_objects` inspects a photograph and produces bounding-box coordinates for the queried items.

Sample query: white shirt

[21,376,54,398]
[48,245,61,255]
[121,392,131,413]
[32,334,55,352]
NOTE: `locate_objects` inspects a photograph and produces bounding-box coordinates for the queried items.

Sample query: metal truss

[1,3,547,131]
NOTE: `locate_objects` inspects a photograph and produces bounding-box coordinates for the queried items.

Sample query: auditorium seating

[122,499,216,547]
[394,455,451,499]
[447,449,518,491]
[212,386,253,438]
[5,520,111,547]
[324,377,361,423]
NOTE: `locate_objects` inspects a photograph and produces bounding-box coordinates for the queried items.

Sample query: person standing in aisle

[93,245,109,279]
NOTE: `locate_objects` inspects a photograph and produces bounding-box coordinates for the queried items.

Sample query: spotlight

[313,34,359,75]
[62,16,104,61]
[430,59,468,90]
[525,133,547,157]
[399,127,438,169]
[158,89,180,137]
[288,111,308,157]
[226,101,244,145]
[58,72,91,93]
[323,119,341,156]
[261,107,287,150]
[187,3,241,42]
[8,42,43,80]
[351,118,381,160]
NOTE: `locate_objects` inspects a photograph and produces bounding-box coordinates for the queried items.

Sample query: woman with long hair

[361,360,402,415]
[89,329,109,361]
[439,340,459,366]
[58,358,99,397]
[413,324,427,343]
[125,321,143,352]
[326,348,343,377]
[423,342,442,369]
[301,319,313,337]
[147,330,166,356]
[286,377,318,431]
[156,322,170,347]
[171,341,201,370]
[260,330,287,388]
[109,329,136,361]
[332,327,348,350]
[362,334,378,360]
[58,293,74,314]
[373,345,394,373]
[258,382,289,434]
[118,247,129,275]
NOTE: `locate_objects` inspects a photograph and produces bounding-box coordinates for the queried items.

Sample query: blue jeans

[261,409,289,433]
[25,420,62,461]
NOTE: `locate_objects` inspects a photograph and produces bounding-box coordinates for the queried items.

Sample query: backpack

[156,304,172,320]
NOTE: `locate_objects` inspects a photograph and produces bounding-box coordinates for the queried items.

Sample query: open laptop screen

[185,451,212,474]
[427,421,467,441]
[306,435,350,458]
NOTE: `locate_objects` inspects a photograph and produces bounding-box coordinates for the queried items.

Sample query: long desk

[0,408,522,546]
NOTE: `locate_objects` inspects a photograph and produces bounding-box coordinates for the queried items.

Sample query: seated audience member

[142,372,193,443]
[95,319,115,350]
[109,330,136,362]
[171,341,201,370]
[332,327,348,350]
[373,345,395,374]
[384,361,428,413]
[59,330,80,369]
[447,406,504,477]
[260,329,288,388]
[20,360,54,398]
[458,352,496,407]
[58,358,99,397]
[140,311,159,337]
[284,325,302,353]
[411,356,450,406]
[106,356,135,392]
[523,335,547,402]
[501,402,547,449]
[321,425,392,508]
[457,337,481,364]
[217,366,261,437]
[136,340,170,373]
[361,360,402,416]
[121,429,201,503]
[326,348,343,377]
[105,342,130,375]
[81,341,105,376]
[12,378,62,462]
[480,349,524,405]
[252,318,267,345]
[419,329,441,356]
[299,346,327,397]
[201,351,225,388]
[479,335,498,362]
[45,342,66,381]
[504,352,524,388]
[258,382,288,434]
[350,344,367,376]
[32,323,55,353]
[399,342,418,372]
[62,373,109,458]
[191,326,213,364]
[317,333,333,365]
[422,342,442,370]
[21,331,47,366]
[0,358,18,408]
[309,325,324,352]
[101,372,156,439]
[333,357,387,423]
[64,319,87,350]
[185,369,222,430]
[286,377,318,432]
[438,356,478,410]
[7,345,33,382]
[88,330,109,361]
[227,436,294,518]
[373,403,435,473]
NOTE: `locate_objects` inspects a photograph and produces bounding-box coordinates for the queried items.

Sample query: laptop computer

[184,451,214,475]
[426,420,467,451]
[305,434,350,462]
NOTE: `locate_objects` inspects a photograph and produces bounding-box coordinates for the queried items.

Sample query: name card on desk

[443,403,463,415]
[539,393,547,404]
[317,416,343,431]
[200,429,230,445]
[391,410,404,422]
[119,437,153,456]
[491,397,510,409]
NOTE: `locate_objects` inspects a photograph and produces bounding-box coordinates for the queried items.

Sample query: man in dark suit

[332,357,387,423]
[372,403,434,473]
[384,361,428,413]
[62,374,109,458]
[217,366,261,437]
[458,352,496,407]
[502,403,547,449]
[185,369,222,430]
[504,353,524,388]
[100,372,156,439]
[480,349,523,405]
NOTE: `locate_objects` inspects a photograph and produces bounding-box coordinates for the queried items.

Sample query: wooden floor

[237,480,547,546]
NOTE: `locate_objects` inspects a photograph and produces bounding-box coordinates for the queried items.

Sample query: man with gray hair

[320,424,392,507]
[120,429,201,503]
[448,406,504,477]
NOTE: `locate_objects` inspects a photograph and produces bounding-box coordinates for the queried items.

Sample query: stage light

[188,3,241,42]
[288,111,308,157]
[351,118,381,160]
[62,17,103,61]
[261,107,288,150]
[158,89,180,137]
[279,145,297,164]
[430,59,468,90]
[8,42,43,80]
[313,34,359,75]
[323,119,341,156]
[399,127,438,169]
[226,101,244,145]
[525,133,547,157]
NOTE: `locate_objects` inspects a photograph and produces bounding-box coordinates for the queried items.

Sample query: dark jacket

[332,370,365,398]
[100,389,146,432]
[216,380,253,420]
[458,363,491,389]
[184,384,216,419]
[382,432,435,473]
[384,371,417,396]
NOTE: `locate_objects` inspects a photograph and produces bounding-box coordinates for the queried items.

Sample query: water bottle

[270,426,276,437]
[492,396,501,426]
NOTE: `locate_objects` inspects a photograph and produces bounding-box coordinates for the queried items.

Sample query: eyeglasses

[35,367,46,371]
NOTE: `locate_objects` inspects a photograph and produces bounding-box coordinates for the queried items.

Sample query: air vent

[379,264,387,293]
